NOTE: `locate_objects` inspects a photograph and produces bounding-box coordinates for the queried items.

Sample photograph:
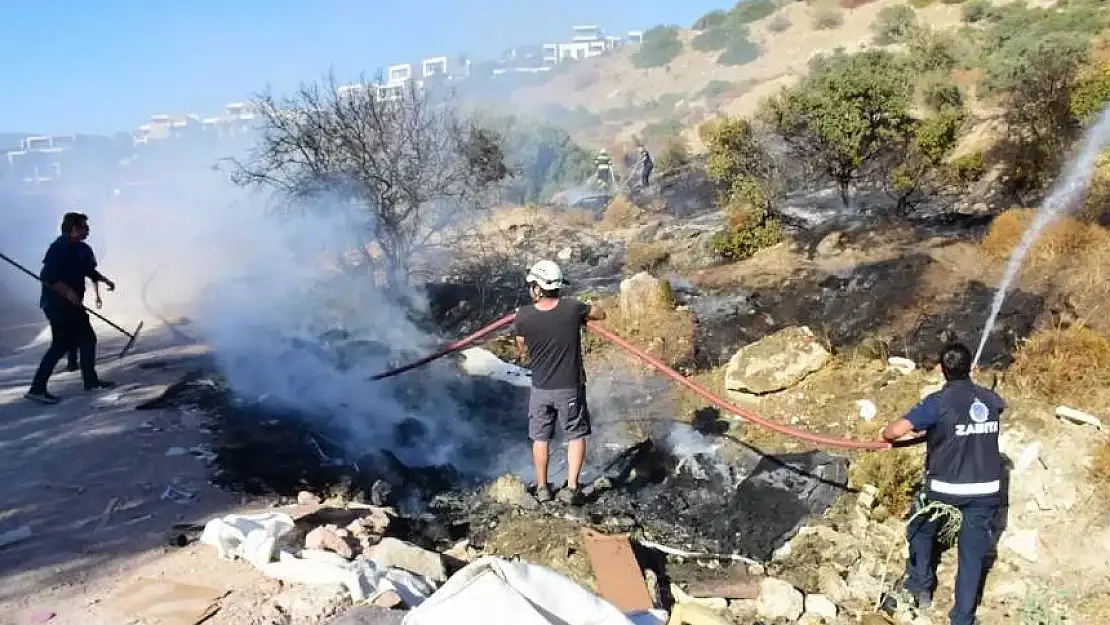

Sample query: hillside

[509,0,966,148]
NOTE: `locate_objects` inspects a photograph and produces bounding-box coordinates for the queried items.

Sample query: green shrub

[626,242,671,272]
[655,136,692,173]
[694,9,729,30]
[961,0,990,22]
[941,0,967,4]
[906,26,963,73]
[1071,63,1110,123]
[632,26,685,69]
[692,27,735,52]
[701,80,737,99]
[908,0,934,8]
[873,5,918,44]
[717,38,763,66]
[948,152,986,183]
[730,0,777,24]
[920,72,964,112]
[641,117,686,144]
[711,204,783,261]
[768,13,792,32]
[914,109,965,165]
[813,4,845,30]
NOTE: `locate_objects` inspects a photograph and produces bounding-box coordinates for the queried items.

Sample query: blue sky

[1,0,729,135]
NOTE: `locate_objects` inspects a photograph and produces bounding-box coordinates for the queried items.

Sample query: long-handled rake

[0,251,144,359]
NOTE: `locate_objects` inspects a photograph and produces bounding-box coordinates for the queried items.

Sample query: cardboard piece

[581,528,654,613]
[109,579,227,625]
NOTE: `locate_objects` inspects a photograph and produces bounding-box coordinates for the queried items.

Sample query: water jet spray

[974,103,1110,367]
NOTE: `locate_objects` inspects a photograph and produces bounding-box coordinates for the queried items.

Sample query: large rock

[367,538,447,582]
[804,593,838,619]
[619,272,674,323]
[756,577,804,621]
[725,326,831,395]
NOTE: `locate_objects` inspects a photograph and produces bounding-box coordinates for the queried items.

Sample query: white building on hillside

[541,25,638,65]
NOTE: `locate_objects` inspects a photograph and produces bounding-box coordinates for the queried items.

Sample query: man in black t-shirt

[514,260,606,505]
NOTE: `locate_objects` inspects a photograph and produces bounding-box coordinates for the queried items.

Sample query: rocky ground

[3,186,1110,625]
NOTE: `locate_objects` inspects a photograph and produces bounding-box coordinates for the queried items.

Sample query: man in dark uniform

[514,260,606,506]
[64,244,104,372]
[25,212,117,404]
[638,145,654,188]
[880,343,1004,625]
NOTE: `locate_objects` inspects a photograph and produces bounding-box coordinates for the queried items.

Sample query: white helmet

[526,260,566,291]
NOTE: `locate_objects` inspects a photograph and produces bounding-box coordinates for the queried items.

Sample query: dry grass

[1091,439,1110,498]
[980,208,1106,264]
[625,241,671,273]
[601,195,642,229]
[557,209,598,228]
[587,293,696,370]
[1011,324,1110,411]
[851,448,926,516]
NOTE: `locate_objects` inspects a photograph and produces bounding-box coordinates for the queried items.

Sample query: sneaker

[85,380,117,392]
[556,486,584,506]
[534,485,553,503]
[25,390,61,405]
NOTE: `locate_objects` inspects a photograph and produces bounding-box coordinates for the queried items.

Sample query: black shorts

[527,387,591,442]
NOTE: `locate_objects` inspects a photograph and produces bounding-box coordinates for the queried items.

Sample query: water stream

[974,104,1110,366]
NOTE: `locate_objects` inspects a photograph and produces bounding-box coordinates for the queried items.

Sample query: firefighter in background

[638,145,654,188]
[594,149,613,189]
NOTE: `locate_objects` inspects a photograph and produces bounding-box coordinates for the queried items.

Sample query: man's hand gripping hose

[372,313,909,451]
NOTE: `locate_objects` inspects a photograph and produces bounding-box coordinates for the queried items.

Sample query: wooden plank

[581,528,654,613]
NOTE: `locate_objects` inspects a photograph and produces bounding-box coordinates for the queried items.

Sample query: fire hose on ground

[373,312,913,452]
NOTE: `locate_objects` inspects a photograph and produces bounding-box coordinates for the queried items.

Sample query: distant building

[4,133,115,185]
[134,114,204,145]
[541,25,631,65]
[201,102,258,139]
[491,45,551,76]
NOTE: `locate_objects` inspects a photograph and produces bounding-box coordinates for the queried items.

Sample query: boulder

[804,594,838,619]
[619,272,674,323]
[816,565,850,604]
[725,326,830,395]
[815,231,844,256]
[756,578,804,621]
[368,538,447,582]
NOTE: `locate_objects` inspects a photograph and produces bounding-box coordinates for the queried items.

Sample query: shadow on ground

[0,326,245,605]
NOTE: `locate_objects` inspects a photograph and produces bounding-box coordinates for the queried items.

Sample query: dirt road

[0,326,276,625]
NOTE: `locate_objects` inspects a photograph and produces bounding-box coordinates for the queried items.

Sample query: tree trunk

[838,180,851,208]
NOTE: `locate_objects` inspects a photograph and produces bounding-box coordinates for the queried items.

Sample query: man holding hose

[514,260,605,505]
[880,342,1004,625]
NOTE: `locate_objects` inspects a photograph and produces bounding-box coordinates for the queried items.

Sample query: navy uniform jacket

[906,378,1005,499]
[39,236,105,312]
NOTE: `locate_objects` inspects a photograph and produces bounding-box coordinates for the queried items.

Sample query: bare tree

[229,72,510,290]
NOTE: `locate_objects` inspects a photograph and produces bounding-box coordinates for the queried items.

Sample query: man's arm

[84,248,115,290]
[881,395,940,442]
[515,335,527,361]
[586,303,606,321]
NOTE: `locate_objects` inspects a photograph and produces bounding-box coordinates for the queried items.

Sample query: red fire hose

[374,313,895,451]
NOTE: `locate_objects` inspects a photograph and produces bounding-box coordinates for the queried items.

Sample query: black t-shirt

[514,298,590,390]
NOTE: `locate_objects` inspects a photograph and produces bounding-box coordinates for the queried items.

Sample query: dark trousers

[641,163,653,187]
[906,492,1001,625]
[31,307,98,391]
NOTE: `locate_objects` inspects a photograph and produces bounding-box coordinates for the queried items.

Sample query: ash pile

[147,339,849,565]
[440,427,848,564]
